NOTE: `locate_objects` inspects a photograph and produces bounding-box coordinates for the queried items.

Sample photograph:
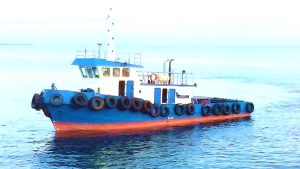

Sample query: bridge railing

[137,71,195,86]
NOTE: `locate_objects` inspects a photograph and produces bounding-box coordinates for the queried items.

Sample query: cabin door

[154,88,161,104]
[168,89,176,103]
[126,80,134,97]
[118,80,125,96]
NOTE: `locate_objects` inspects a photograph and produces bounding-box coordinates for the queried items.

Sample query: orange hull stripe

[53,113,251,132]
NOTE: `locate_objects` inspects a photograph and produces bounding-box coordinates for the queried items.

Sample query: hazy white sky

[1,0,300,47]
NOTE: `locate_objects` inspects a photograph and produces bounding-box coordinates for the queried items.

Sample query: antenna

[106,8,116,61]
[97,43,102,58]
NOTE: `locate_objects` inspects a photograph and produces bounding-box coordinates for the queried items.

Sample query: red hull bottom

[53,113,251,133]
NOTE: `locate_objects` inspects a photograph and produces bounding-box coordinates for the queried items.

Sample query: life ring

[118,96,132,110]
[246,102,254,113]
[212,104,222,116]
[232,103,241,114]
[186,103,195,115]
[71,93,88,108]
[143,100,153,114]
[89,97,105,111]
[150,73,157,83]
[201,105,211,116]
[174,104,185,116]
[49,93,64,106]
[221,104,230,115]
[105,96,118,108]
[149,104,160,117]
[160,105,170,117]
[131,98,143,112]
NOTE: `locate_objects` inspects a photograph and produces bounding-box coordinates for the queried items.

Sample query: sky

[1,0,300,95]
[1,0,300,70]
[1,0,300,47]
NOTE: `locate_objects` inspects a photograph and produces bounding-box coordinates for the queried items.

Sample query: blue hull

[32,89,253,132]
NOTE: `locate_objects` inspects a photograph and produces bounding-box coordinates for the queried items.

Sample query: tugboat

[31,12,254,133]
[31,52,254,133]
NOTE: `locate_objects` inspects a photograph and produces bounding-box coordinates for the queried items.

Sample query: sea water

[0,45,300,168]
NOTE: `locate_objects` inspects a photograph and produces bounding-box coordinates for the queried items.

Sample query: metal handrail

[137,71,195,86]
[75,50,142,66]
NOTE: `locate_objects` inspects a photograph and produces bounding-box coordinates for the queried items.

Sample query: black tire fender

[232,103,241,114]
[201,105,211,116]
[186,103,195,115]
[49,94,63,106]
[246,102,254,113]
[89,97,105,111]
[105,96,118,109]
[149,104,160,117]
[118,97,132,110]
[174,104,185,116]
[143,100,153,114]
[131,98,143,112]
[160,105,170,117]
[72,93,88,107]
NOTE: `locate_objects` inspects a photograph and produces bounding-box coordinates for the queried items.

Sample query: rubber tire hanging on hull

[105,96,118,109]
[160,105,170,117]
[49,94,63,107]
[186,104,195,115]
[131,98,143,112]
[246,102,254,113]
[201,105,211,116]
[32,93,43,110]
[174,104,185,116]
[143,100,153,114]
[71,93,88,108]
[232,103,241,114]
[222,104,230,115]
[212,104,222,116]
[118,97,132,111]
[89,97,105,111]
[149,104,160,117]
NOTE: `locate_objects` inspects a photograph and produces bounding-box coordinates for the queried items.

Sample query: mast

[97,43,102,59]
[106,8,116,61]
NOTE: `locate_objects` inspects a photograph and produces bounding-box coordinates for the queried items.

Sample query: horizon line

[0,43,33,46]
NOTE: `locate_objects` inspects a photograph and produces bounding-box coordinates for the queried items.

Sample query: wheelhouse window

[113,68,120,77]
[122,68,130,77]
[92,67,99,78]
[80,67,88,78]
[101,67,111,77]
[80,67,99,78]
[86,68,94,78]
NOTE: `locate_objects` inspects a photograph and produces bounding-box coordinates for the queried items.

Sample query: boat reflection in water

[37,118,252,168]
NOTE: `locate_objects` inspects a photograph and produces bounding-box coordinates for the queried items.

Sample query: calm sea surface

[0,46,300,168]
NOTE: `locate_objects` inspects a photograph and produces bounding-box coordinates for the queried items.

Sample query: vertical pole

[163,59,170,74]
[181,70,186,85]
[97,43,102,59]
[168,59,175,84]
